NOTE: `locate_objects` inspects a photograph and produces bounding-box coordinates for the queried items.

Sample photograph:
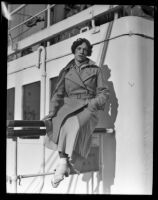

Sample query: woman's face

[74,42,88,63]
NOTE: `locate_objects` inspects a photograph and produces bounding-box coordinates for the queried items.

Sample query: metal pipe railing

[9,4,27,16]
[7,129,46,138]
[7,120,46,138]
[14,138,18,192]
[18,171,55,180]
[10,166,78,186]
[8,4,56,32]
[7,171,55,186]
[7,120,45,127]
[8,5,122,36]
[7,5,124,56]
[37,45,47,193]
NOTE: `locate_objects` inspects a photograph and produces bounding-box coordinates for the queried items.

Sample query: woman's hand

[42,112,55,121]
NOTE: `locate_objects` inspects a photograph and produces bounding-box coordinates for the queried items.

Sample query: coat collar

[80,59,96,69]
[64,58,96,89]
[53,58,96,95]
[65,63,85,88]
[65,58,96,70]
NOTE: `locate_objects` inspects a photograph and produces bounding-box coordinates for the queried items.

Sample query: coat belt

[68,93,95,99]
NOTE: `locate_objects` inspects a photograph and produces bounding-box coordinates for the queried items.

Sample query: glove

[42,112,54,134]
[42,111,56,121]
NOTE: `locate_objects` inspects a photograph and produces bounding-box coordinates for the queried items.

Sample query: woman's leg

[58,151,69,168]
[51,152,70,188]
[51,116,80,188]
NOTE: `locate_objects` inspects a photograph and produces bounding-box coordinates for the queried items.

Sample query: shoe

[51,174,64,188]
[51,163,70,188]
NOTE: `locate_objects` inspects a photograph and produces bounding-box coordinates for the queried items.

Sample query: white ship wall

[7,16,153,194]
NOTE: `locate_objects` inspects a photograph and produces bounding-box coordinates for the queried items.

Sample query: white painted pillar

[110,31,153,194]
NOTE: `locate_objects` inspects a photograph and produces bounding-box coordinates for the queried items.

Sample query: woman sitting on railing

[43,38,109,188]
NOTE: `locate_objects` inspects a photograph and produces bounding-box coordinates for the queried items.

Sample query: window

[7,88,15,120]
[23,81,40,120]
[22,81,40,139]
[50,76,58,99]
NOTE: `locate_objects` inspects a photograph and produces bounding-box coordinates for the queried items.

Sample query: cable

[7,31,153,75]
[94,32,154,47]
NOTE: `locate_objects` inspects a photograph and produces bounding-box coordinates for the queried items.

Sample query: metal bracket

[129,30,134,36]
[17,175,22,185]
[80,26,89,33]
[8,32,18,51]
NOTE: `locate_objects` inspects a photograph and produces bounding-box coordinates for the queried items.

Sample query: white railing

[8,5,121,55]
[8,4,55,32]
[9,4,26,16]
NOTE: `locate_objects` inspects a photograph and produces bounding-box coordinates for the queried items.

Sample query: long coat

[44,58,109,157]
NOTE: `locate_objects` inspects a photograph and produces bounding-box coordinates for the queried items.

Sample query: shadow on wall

[97,64,118,129]
[80,64,119,194]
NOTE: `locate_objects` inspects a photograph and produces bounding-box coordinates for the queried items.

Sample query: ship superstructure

[6,4,154,194]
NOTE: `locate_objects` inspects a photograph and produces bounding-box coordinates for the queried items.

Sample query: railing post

[99,129,114,194]
[47,4,51,47]
[10,4,26,16]
[13,137,18,193]
[38,45,47,193]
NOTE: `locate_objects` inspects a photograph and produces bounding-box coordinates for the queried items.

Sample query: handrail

[7,120,45,127]
[8,4,56,32]
[18,171,55,180]
[8,163,80,185]
[7,5,122,55]
[7,170,55,186]
[7,120,114,138]
[9,4,27,16]
[7,120,46,138]
[7,117,113,191]
[7,129,46,138]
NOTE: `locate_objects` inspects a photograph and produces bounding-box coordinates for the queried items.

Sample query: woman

[43,38,109,188]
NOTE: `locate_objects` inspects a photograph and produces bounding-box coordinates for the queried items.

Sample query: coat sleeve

[87,66,109,112]
[49,70,65,116]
